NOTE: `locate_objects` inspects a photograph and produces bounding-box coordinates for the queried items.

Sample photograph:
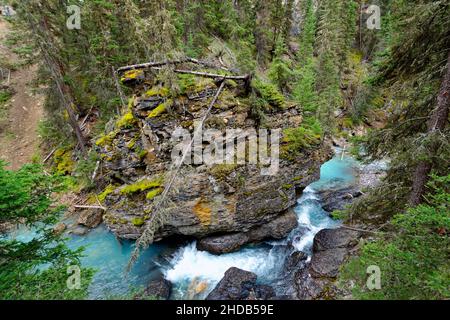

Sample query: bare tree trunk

[409,51,450,206]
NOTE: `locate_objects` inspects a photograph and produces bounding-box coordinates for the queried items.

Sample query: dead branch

[91,160,100,181]
[150,67,249,81]
[341,225,381,234]
[128,79,227,270]
[43,148,56,163]
[112,66,127,114]
[117,57,230,73]
[74,205,106,211]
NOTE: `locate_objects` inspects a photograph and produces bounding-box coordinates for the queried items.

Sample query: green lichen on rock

[116,111,137,129]
[120,69,143,82]
[136,147,148,160]
[120,177,164,195]
[126,136,138,149]
[148,99,172,118]
[208,164,238,181]
[146,187,163,200]
[131,217,145,227]
[53,148,75,175]
[98,184,117,202]
[282,184,293,190]
[95,130,118,147]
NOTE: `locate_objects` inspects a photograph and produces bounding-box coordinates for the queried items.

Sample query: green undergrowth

[339,174,450,300]
[281,117,323,160]
[251,78,285,109]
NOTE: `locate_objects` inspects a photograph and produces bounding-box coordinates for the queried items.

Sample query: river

[7,148,359,299]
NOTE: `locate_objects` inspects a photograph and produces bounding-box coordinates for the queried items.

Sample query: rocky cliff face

[95,67,331,242]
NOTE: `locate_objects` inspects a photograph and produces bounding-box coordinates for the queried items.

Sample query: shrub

[281,118,323,160]
[251,78,285,109]
[339,174,450,300]
[0,161,93,299]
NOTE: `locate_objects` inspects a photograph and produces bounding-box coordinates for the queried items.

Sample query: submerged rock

[283,250,308,272]
[69,226,89,236]
[197,209,298,254]
[53,222,67,235]
[206,267,275,300]
[197,232,249,254]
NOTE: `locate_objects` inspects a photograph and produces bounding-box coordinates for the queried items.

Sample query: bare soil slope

[0,17,44,170]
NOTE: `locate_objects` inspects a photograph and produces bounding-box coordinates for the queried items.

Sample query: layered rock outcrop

[95,67,331,242]
[196,208,298,254]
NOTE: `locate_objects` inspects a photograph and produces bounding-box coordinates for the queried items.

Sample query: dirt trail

[0,17,44,170]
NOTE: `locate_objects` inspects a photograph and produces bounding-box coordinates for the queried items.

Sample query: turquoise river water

[8,148,359,299]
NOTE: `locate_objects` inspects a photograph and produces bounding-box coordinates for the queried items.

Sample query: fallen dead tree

[117,57,231,73]
[127,80,227,270]
[117,58,251,92]
[149,67,249,81]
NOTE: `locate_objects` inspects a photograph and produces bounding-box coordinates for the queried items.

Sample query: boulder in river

[295,227,360,299]
[197,209,298,254]
[0,221,15,234]
[312,227,360,252]
[53,222,67,235]
[144,277,172,300]
[284,250,308,272]
[77,208,104,228]
[206,267,275,300]
[318,186,363,213]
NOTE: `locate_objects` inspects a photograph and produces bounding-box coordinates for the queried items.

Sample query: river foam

[164,152,354,299]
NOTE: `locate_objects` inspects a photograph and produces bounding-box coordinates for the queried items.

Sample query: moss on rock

[98,184,117,202]
[116,111,137,129]
[95,130,118,147]
[131,217,145,227]
[120,177,164,195]
[53,148,75,175]
[148,99,172,118]
[146,187,163,200]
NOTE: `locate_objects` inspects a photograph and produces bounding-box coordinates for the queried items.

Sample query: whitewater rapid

[163,155,349,299]
[5,149,358,299]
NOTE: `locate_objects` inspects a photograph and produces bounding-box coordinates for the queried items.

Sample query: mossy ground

[53,147,75,175]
